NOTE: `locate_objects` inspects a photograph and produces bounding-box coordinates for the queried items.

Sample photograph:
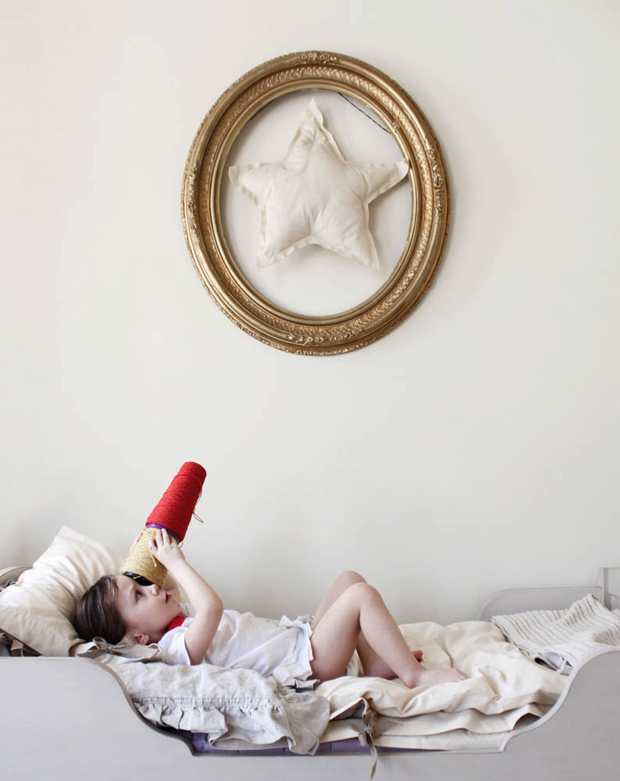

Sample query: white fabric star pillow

[228,100,409,273]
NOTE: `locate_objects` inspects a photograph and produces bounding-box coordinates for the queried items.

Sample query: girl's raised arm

[149,529,223,664]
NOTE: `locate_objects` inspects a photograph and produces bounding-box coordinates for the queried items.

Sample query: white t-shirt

[158,608,315,686]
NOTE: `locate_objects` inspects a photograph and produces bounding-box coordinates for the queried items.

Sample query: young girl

[74,529,467,688]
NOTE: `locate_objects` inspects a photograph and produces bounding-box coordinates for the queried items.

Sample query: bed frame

[2,566,619,781]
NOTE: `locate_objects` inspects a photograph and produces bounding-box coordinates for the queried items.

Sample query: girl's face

[114,574,181,644]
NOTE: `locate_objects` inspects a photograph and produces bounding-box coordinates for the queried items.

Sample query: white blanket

[316,620,566,739]
[492,593,620,673]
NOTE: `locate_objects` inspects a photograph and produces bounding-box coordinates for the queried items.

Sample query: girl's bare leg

[309,582,467,688]
[311,572,422,677]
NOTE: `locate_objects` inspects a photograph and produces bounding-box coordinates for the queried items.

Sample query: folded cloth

[492,593,620,674]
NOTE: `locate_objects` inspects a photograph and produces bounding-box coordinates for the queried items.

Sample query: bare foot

[403,667,468,689]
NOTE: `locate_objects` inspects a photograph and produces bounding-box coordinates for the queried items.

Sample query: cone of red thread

[145,461,206,542]
[120,462,206,587]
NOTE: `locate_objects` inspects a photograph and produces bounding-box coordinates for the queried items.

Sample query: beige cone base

[120,528,167,588]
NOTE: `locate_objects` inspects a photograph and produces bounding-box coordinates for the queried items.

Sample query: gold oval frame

[182,51,449,355]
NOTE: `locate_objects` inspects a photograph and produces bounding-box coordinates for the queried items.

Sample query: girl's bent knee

[346,582,382,606]
[339,570,366,586]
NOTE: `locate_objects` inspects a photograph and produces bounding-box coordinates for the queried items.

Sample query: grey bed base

[1,567,619,781]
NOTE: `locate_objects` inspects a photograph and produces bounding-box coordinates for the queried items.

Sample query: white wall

[2,0,619,625]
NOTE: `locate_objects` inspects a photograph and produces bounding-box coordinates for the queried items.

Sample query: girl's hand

[130,531,143,550]
[148,529,186,569]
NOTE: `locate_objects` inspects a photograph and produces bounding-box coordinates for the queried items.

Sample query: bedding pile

[82,617,568,754]
[316,619,566,750]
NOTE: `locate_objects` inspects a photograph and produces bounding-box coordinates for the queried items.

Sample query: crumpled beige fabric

[317,620,566,730]
[87,650,329,754]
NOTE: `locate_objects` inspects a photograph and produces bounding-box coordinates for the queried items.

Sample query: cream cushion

[228,99,408,273]
[0,526,123,656]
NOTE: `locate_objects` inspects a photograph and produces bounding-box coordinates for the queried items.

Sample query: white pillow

[0,526,123,656]
[228,99,408,273]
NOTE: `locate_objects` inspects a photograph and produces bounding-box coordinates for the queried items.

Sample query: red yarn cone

[145,461,207,541]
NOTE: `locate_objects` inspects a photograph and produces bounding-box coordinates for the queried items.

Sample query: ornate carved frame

[182,51,449,355]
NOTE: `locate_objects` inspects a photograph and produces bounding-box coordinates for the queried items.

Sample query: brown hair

[73,575,127,645]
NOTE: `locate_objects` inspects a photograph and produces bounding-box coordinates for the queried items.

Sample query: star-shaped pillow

[228,100,408,273]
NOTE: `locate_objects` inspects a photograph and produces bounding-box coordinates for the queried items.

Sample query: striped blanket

[492,593,620,674]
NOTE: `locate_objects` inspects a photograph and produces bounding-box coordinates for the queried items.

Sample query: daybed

[1,529,619,781]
